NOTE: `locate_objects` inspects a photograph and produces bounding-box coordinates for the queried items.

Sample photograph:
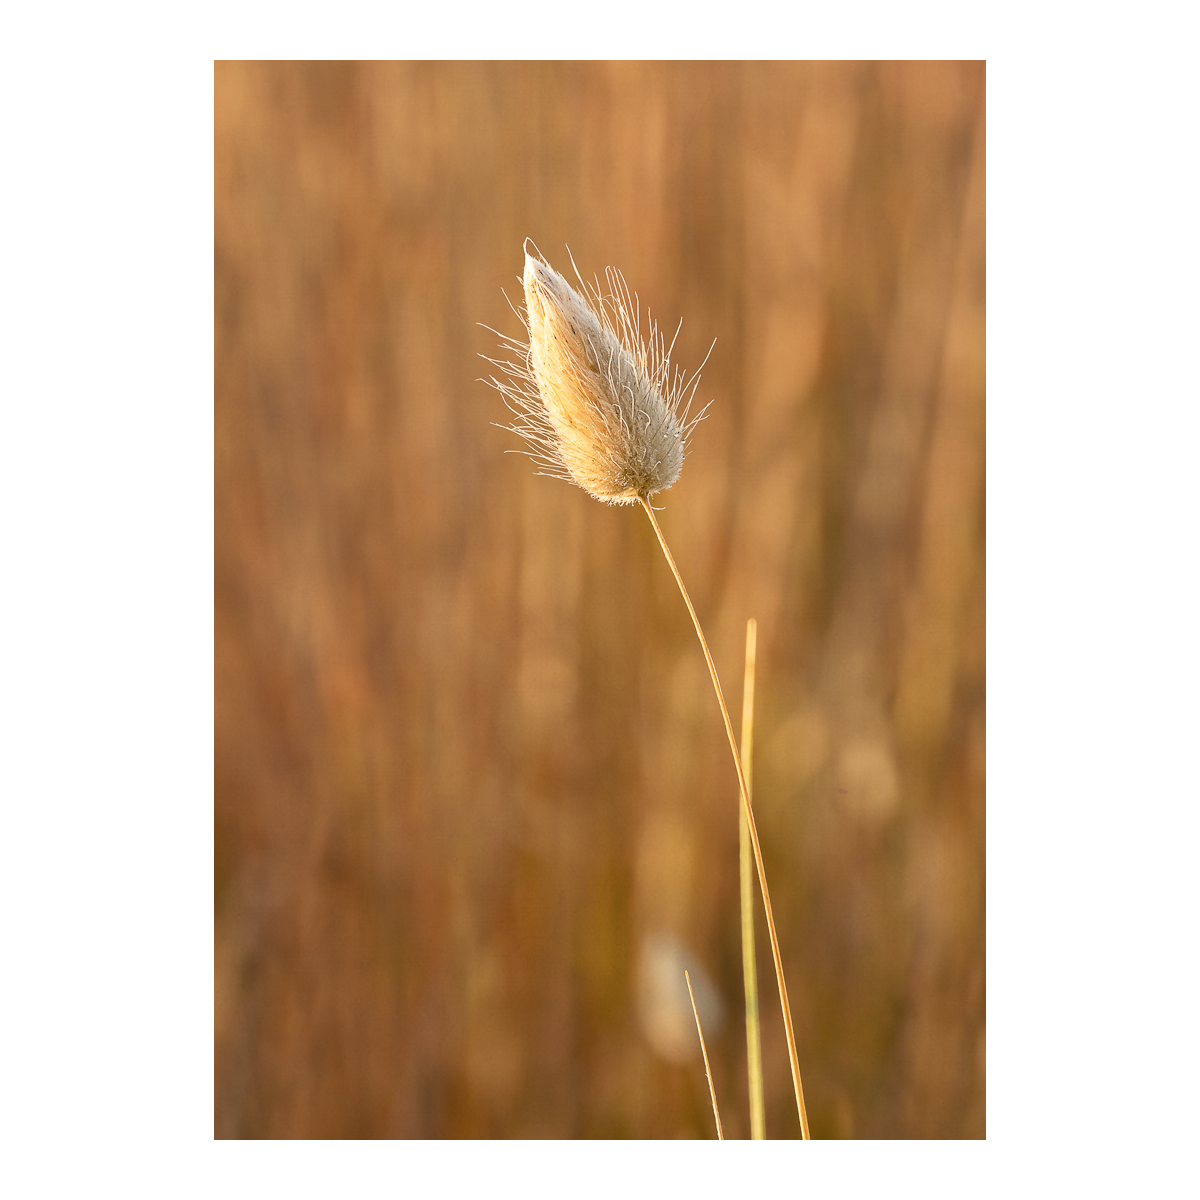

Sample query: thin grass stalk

[739,617,767,1140]
[639,497,810,1139]
[686,970,724,1140]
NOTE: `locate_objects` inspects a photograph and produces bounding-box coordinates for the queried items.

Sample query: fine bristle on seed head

[483,243,710,505]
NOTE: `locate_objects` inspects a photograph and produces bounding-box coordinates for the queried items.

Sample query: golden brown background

[215,60,985,1139]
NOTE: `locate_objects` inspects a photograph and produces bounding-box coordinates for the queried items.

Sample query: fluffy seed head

[483,242,710,505]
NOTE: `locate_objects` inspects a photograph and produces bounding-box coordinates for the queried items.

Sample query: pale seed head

[483,242,710,505]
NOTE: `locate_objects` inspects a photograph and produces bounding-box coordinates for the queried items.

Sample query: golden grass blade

[685,970,723,1141]
[640,497,810,1139]
[739,617,767,1140]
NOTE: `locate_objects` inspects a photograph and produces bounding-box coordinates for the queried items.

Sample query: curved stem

[639,497,810,1139]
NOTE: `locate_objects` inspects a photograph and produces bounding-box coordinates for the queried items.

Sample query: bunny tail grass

[686,970,723,1140]
[485,242,806,1137]
[639,497,810,1140]
[483,242,710,506]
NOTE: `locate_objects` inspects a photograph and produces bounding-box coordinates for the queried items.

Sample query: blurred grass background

[215,60,985,1139]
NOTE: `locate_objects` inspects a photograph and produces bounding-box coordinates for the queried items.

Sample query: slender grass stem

[640,497,810,1139]
[686,970,724,1140]
[739,618,766,1140]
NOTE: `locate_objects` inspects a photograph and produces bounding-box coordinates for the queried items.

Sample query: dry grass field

[215,60,985,1138]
